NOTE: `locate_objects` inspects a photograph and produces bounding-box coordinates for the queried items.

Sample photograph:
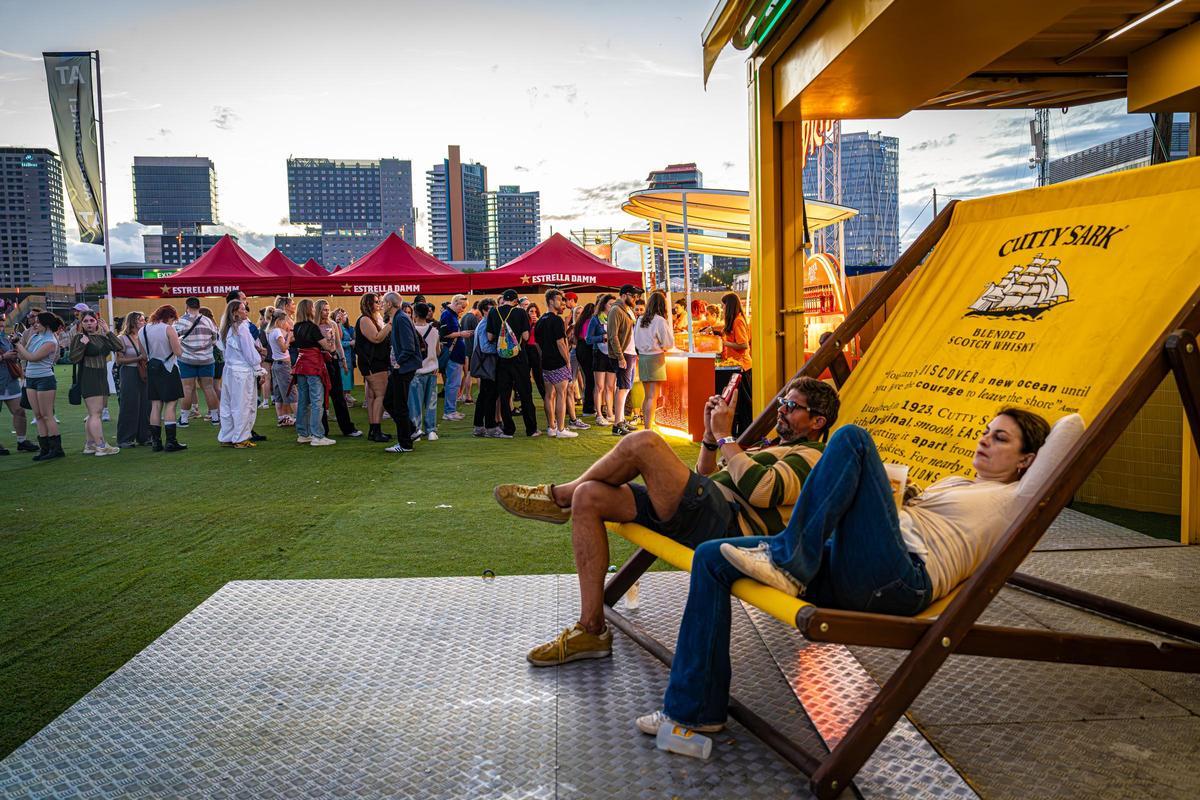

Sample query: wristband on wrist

[716,436,737,448]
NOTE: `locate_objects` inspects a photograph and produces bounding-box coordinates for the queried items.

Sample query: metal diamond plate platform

[1036,507,1181,551]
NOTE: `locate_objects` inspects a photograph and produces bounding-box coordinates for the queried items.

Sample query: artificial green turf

[0,365,694,758]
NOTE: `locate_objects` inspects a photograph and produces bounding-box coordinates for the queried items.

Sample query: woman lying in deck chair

[637,407,1082,736]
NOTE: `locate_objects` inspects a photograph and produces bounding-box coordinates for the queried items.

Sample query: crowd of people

[0,284,754,460]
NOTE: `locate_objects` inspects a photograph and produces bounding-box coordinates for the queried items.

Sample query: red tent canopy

[327,233,469,295]
[259,248,332,294]
[112,235,286,298]
[301,259,328,277]
[469,233,643,292]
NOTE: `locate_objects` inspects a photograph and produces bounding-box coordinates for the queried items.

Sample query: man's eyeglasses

[777,398,813,414]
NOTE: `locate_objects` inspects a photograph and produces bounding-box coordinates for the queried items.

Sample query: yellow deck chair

[603,158,1200,799]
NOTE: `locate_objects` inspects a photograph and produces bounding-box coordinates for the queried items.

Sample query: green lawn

[0,366,691,759]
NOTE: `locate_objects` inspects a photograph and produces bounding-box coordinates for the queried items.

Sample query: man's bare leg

[562,431,694,633]
[553,430,690,516]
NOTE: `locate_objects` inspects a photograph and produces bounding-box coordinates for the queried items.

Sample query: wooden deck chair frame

[601,200,1200,799]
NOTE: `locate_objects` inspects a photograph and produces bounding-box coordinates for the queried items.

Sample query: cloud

[576,179,643,206]
[0,49,39,62]
[722,161,735,169]
[527,84,579,108]
[211,106,238,130]
[551,83,578,104]
[543,212,582,222]
[67,221,150,265]
[910,134,957,151]
[0,73,29,82]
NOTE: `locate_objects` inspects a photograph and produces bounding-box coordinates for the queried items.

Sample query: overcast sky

[1,0,1154,268]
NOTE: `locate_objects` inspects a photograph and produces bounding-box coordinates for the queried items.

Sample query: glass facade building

[485,185,540,267]
[132,156,218,230]
[274,234,325,267]
[286,157,415,243]
[1048,120,1190,184]
[646,163,704,285]
[0,147,67,285]
[142,233,229,266]
[802,131,899,269]
[426,149,488,263]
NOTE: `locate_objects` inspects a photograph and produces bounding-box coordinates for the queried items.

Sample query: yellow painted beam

[749,60,782,418]
[1128,20,1200,113]
[772,0,1088,120]
[1182,112,1200,546]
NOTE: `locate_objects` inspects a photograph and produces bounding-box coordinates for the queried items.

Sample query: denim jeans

[443,361,463,414]
[409,372,438,432]
[661,424,932,728]
[295,374,325,439]
[766,424,932,614]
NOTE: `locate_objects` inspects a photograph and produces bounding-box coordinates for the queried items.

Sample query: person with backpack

[470,298,500,437]
[487,288,539,438]
[409,302,442,441]
[383,292,420,453]
[173,297,221,427]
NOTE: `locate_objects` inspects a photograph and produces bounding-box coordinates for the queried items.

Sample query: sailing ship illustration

[967,254,1070,318]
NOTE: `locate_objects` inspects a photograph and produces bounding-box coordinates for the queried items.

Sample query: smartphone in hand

[721,372,742,405]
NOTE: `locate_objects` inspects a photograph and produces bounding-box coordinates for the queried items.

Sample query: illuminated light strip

[1105,0,1183,40]
[655,423,693,441]
[755,0,794,44]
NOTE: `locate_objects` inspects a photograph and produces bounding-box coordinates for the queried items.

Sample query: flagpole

[91,50,114,324]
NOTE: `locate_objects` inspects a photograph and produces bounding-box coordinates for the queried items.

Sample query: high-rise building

[286,157,415,240]
[1048,120,1190,184]
[646,163,704,284]
[710,232,750,282]
[132,156,221,265]
[274,234,325,266]
[0,148,67,285]
[284,157,416,269]
[143,232,231,266]
[802,131,899,269]
[486,185,541,268]
[132,156,218,230]
[426,146,488,263]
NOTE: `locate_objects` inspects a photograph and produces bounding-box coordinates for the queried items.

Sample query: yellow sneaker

[527,623,612,667]
[493,483,571,525]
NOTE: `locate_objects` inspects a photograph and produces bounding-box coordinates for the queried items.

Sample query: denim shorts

[178,361,215,379]
[26,375,57,392]
[628,471,741,548]
[615,358,636,389]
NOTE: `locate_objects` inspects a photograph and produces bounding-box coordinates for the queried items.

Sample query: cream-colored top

[898,414,1084,599]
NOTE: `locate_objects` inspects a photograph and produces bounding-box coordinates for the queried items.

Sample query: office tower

[285,157,416,269]
[426,145,488,263]
[802,131,899,269]
[710,232,750,282]
[646,163,704,285]
[0,147,67,285]
[132,156,221,265]
[486,185,541,268]
[143,232,232,265]
[1048,120,1190,184]
[274,234,325,266]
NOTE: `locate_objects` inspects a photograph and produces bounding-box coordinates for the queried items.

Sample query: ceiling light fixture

[1058,0,1184,65]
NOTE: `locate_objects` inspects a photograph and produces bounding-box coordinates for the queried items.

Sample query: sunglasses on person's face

[777,398,812,414]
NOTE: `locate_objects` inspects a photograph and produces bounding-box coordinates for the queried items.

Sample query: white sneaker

[101,409,110,422]
[444,412,465,421]
[296,435,313,444]
[595,415,612,426]
[348,430,363,437]
[82,441,97,454]
[635,710,724,736]
[547,428,559,438]
[310,437,336,446]
[427,431,439,441]
[556,428,579,438]
[719,542,804,596]
[414,428,425,438]
[385,442,413,453]
[94,444,120,456]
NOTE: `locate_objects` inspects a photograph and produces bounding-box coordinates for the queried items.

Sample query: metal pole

[682,191,694,353]
[92,51,114,323]
[659,215,673,328]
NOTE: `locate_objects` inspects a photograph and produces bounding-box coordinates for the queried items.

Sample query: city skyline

[0,1,1156,269]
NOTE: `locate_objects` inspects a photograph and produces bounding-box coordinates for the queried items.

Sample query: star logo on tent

[160,284,171,294]
[341,284,352,293]
[520,275,531,284]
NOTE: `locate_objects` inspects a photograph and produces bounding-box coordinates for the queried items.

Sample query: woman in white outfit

[217,299,260,448]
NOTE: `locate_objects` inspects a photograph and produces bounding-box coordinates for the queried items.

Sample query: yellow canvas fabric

[837,158,1200,488]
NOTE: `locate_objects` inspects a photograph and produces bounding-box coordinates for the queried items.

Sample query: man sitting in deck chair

[634,406,1082,736]
[493,376,840,666]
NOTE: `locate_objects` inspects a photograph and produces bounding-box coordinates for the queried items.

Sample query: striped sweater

[709,440,825,537]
